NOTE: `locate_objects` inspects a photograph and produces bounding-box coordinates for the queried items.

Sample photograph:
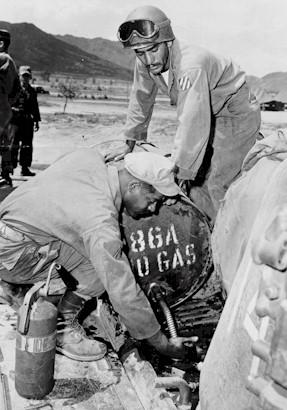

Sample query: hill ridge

[0,20,133,81]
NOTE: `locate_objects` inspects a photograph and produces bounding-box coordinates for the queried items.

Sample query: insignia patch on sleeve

[178,76,192,91]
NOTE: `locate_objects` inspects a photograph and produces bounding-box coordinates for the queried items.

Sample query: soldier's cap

[0,29,10,42]
[124,151,182,197]
[19,65,32,77]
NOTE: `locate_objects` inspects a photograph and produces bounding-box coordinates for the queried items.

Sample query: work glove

[146,329,198,359]
[105,139,135,163]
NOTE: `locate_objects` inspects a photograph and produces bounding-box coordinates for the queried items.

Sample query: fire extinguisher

[15,262,58,399]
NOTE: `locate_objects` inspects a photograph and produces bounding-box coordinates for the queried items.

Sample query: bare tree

[58,82,78,113]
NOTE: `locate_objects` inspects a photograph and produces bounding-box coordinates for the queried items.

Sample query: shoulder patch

[178,75,192,91]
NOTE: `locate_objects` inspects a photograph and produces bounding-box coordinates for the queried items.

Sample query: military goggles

[117,19,167,43]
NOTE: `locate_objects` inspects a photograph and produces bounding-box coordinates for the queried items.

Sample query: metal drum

[121,198,213,308]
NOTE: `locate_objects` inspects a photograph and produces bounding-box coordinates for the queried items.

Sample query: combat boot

[21,167,36,177]
[56,290,107,361]
[0,170,13,186]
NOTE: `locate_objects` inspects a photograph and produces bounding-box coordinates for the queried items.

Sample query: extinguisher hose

[148,282,178,338]
[158,298,178,338]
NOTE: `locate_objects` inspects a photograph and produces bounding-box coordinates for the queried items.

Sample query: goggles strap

[118,19,170,43]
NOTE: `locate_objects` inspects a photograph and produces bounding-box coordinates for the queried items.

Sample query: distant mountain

[56,34,135,72]
[249,72,287,94]
[247,72,287,102]
[0,21,133,80]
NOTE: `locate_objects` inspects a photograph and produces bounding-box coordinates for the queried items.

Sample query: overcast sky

[3,0,287,77]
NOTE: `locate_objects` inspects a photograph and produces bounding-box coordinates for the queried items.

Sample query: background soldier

[0,29,20,186]
[10,65,41,177]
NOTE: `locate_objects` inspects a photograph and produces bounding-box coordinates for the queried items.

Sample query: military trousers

[0,104,13,176]
[189,83,261,222]
[10,115,34,169]
[0,221,105,298]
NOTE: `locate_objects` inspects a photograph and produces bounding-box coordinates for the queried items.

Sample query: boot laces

[57,317,86,338]
[70,318,86,337]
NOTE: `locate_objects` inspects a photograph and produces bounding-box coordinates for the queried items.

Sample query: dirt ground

[28,95,287,172]
[31,95,176,169]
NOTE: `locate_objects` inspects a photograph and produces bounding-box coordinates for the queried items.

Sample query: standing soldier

[113,5,261,222]
[10,65,41,177]
[0,29,20,186]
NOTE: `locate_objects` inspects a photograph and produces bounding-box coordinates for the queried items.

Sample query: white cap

[124,152,182,197]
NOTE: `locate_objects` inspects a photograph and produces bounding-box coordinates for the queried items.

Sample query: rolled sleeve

[172,68,211,180]
[82,227,160,340]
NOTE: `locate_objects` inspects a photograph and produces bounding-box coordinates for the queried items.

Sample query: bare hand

[105,140,135,163]
[34,122,39,132]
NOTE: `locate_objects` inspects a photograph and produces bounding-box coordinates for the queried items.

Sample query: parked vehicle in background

[260,100,285,111]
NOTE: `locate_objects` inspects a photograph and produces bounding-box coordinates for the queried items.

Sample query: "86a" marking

[129,224,196,277]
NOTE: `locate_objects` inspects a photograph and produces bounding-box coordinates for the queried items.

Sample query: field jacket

[0,148,160,340]
[11,83,41,124]
[0,51,20,130]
